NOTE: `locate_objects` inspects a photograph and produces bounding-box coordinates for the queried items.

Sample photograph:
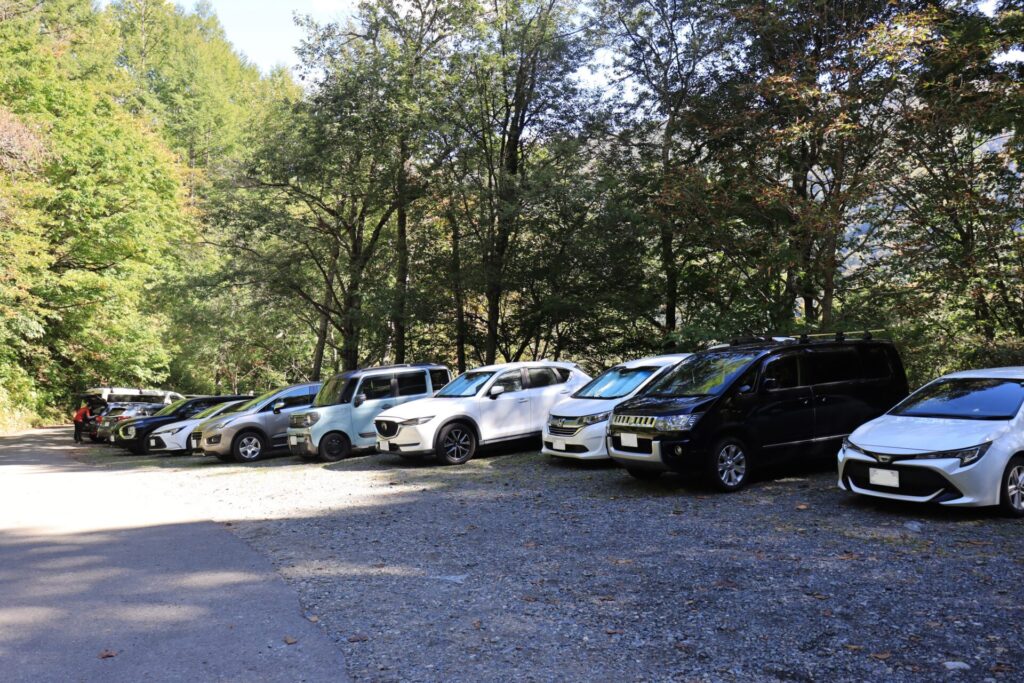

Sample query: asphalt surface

[0,428,347,682]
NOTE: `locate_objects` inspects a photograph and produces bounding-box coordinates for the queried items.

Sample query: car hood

[549,397,624,419]
[196,407,257,431]
[851,415,1012,453]
[614,395,717,417]
[152,417,202,435]
[377,397,468,422]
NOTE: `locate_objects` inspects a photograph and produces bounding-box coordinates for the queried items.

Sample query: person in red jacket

[72,403,91,443]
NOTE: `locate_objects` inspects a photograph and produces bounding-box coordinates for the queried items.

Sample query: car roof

[465,361,579,373]
[327,364,449,381]
[942,367,1024,381]
[616,353,692,369]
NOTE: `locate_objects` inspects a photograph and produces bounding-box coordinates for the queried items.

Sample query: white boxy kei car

[541,354,691,460]
[374,361,591,465]
[839,368,1024,516]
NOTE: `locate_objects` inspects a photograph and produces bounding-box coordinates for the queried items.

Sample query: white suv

[374,361,591,465]
[542,354,690,460]
[839,368,1024,516]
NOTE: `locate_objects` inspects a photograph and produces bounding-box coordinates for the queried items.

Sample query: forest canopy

[1,0,1022,426]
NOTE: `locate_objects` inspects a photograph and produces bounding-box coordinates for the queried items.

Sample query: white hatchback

[839,368,1024,516]
[542,354,691,460]
[374,361,591,465]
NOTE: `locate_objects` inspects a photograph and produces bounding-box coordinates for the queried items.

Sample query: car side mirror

[762,378,779,392]
[272,400,285,414]
[488,385,505,399]
[737,384,753,395]
[354,393,367,407]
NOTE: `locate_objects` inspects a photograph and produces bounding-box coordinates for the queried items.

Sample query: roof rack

[795,330,887,344]
[707,330,888,350]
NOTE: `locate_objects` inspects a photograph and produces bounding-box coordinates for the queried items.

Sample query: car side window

[281,387,314,408]
[429,369,450,391]
[493,370,523,393]
[359,376,394,401]
[397,371,428,397]
[809,349,862,385]
[553,368,570,383]
[528,368,558,388]
[762,354,802,390]
[182,403,207,417]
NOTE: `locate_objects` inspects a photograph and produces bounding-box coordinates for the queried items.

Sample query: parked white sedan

[148,400,246,454]
[839,368,1024,516]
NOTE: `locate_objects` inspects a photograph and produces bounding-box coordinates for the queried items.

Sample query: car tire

[706,436,751,492]
[232,431,266,463]
[999,455,1024,518]
[434,422,477,465]
[318,432,351,462]
[625,467,660,480]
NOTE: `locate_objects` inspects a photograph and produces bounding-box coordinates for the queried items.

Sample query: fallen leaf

[796,503,810,511]
[524,541,537,548]
[307,615,319,623]
[605,629,624,635]
[472,619,482,630]
[991,663,1014,673]
[611,558,635,566]
[597,595,616,602]
[870,651,892,661]
[522,595,539,603]
[844,645,864,651]
[98,650,117,659]
[837,552,859,561]
[371,563,386,569]
[283,636,298,645]
[347,634,369,643]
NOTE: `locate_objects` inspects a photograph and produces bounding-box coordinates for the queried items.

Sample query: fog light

[674,445,683,456]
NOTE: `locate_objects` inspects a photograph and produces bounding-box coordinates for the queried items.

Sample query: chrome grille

[548,425,580,437]
[611,414,657,429]
[547,416,581,436]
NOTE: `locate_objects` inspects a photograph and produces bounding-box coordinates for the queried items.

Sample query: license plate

[552,439,566,451]
[620,433,639,448]
[149,438,157,447]
[288,434,298,446]
[377,440,387,451]
[869,468,899,488]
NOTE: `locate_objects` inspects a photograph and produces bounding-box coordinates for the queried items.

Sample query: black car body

[113,395,252,454]
[607,337,908,491]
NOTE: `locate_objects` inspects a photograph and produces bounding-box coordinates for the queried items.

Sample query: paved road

[0,428,347,682]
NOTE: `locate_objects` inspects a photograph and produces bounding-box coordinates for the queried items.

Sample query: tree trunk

[660,115,677,333]
[341,267,363,371]
[449,214,467,373]
[392,141,410,364]
[311,240,340,380]
[484,279,501,365]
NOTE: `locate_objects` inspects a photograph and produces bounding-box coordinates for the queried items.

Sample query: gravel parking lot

[73,439,1024,682]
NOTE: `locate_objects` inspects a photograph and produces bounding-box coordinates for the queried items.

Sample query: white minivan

[542,354,691,460]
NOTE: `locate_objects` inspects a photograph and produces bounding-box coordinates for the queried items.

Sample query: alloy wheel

[1008,465,1024,512]
[443,428,472,460]
[238,435,262,460]
[717,444,747,487]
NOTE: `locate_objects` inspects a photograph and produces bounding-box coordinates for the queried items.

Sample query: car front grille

[548,424,580,437]
[611,414,657,429]
[375,420,399,438]
[844,461,961,499]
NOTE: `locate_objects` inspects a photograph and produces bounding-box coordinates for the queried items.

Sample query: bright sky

[195,0,358,72]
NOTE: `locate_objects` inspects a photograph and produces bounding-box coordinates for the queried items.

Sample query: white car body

[374,361,591,459]
[148,400,246,453]
[542,354,692,460]
[838,367,1024,509]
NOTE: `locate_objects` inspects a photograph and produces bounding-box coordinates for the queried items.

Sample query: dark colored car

[607,335,909,491]
[113,395,252,455]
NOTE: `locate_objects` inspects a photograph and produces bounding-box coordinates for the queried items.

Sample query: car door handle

[518,398,529,403]
[381,404,393,410]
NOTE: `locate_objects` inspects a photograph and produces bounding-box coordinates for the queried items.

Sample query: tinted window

[494,370,523,393]
[155,399,188,417]
[891,378,1024,421]
[281,386,315,408]
[860,346,893,379]
[762,354,802,390]
[437,371,495,397]
[647,352,761,398]
[527,368,558,388]
[554,368,570,382]
[359,376,393,401]
[181,402,210,418]
[809,349,861,384]
[429,369,450,390]
[397,371,428,397]
[237,388,279,412]
[575,366,659,399]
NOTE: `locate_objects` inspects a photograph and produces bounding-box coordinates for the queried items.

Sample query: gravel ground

[73,440,1024,682]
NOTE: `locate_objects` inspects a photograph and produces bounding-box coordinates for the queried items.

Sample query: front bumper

[837,445,1000,507]
[287,428,318,457]
[149,430,188,452]
[542,422,609,459]
[192,429,230,456]
[606,430,701,472]
[375,421,433,455]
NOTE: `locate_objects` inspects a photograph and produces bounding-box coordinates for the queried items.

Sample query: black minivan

[607,336,908,491]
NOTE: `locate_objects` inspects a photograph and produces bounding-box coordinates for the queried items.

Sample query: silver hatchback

[190,383,321,462]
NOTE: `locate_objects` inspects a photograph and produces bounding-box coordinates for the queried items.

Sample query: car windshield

[574,366,660,399]
[235,388,279,412]
[646,351,761,398]
[891,378,1024,421]
[436,371,496,397]
[314,375,354,407]
[194,401,238,419]
[155,399,188,417]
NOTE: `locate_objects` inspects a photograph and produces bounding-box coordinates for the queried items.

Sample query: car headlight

[654,414,701,431]
[208,420,231,432]
[578,411,611,427]
[915,442,992,466]
[163,426,186,435]
[300,412,321,427]
[399,416,435,426]
[842,437,867,456]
